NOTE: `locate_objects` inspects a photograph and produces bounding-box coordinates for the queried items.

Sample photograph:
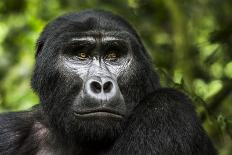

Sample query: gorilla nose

[90,80,113,94]
[86,76,117,100]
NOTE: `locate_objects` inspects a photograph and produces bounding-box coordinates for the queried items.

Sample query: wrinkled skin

[0,10,217,155]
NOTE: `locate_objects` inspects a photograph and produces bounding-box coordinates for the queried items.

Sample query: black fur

[0,10,217,155]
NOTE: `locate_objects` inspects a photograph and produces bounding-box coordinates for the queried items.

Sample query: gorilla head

[31,10,159,145]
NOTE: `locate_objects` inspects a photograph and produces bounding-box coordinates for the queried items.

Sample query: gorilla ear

[35,40,44,57]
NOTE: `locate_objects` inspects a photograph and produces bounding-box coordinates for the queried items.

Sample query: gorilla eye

[77,52,89,60]
[105,52,119,61]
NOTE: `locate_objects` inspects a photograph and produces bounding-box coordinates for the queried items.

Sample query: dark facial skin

[55,33,132,143]
[61,34,130,118]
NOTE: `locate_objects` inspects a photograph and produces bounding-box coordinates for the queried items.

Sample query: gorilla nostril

[90,81,102,94]
[103,81,113,93]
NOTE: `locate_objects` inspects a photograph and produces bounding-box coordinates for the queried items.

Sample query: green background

[0,0,231,154]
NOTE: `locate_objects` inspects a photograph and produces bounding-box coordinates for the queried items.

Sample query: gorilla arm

[109,88,217,155]
[0,107,53,155]
[0,111,35,154]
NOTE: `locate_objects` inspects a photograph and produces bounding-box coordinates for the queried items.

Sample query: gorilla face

[62,33,130,118]
[31,10,159,144]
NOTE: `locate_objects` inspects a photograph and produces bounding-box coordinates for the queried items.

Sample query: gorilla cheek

[117,62,146,112]
[42,74,84,129]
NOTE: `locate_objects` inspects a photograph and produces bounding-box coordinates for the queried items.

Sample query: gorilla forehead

[61,10,134,31]
[40,10,140,42]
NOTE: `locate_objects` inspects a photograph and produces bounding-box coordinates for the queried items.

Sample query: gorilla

[0,10,217,155]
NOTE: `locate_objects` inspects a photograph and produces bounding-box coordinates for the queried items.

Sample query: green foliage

[0,0,231,154]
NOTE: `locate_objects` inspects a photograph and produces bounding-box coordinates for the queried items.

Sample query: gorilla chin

[71,111,126,145]
[73,108,126,142]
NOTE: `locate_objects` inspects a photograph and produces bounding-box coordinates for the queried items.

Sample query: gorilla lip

[74,108,124,119]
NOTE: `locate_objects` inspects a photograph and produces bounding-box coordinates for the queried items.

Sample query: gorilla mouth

[74,108,124,119]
